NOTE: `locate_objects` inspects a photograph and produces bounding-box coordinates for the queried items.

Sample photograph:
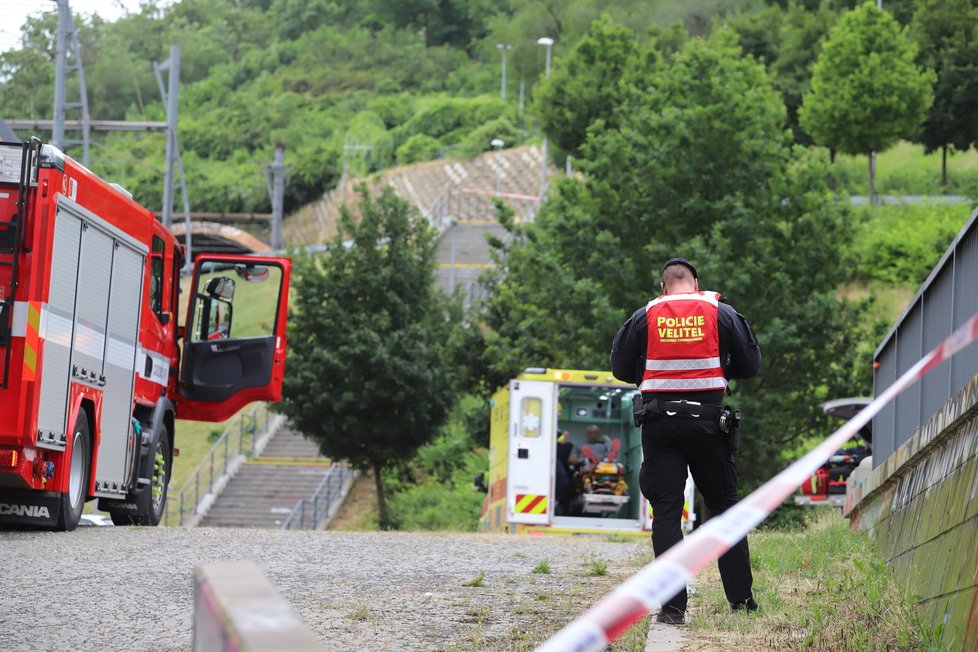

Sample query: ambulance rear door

[506,379,556,526]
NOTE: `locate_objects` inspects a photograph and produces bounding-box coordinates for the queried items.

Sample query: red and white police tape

[536,311,978,652]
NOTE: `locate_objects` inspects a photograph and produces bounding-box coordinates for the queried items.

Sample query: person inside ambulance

[582,425,612,462]
[555,434,584,516]
[610,257,761,624]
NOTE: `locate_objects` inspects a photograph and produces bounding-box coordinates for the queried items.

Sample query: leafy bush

[391,95,512,150]
[455,116,523,158]
[385,395,490,531]
[396,134,443,165]
[849,203,967,285]
[386,450,487,531]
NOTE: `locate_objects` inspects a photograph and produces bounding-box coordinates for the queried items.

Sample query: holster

[719,405,742,456]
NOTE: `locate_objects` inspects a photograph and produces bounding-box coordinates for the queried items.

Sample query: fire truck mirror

[194,296,233,342]
[234,264,270,284]
[204,276,236,300]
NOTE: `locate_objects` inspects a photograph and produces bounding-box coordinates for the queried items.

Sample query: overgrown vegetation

[690,510,948,651]
[850,202,966,285]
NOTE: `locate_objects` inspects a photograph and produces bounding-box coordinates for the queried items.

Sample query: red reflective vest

[641,291,726,393]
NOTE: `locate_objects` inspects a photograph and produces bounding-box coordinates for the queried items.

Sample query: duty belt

[632,397,721,427]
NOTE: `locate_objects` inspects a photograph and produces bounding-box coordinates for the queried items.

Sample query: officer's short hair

[661,263,696,286]
[660,257,698,280]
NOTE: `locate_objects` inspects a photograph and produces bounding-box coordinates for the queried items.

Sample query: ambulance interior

[555,385,643,521]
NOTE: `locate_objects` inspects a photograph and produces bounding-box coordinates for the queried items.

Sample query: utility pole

[52,0,91,164]
[264,143,285,251]
[537,37,554,203]
[154,45,192,269]
[496,44,513,101]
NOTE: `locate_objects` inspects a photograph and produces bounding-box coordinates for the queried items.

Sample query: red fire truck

[0,138,291,530]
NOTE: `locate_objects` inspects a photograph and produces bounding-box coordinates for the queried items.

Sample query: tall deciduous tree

[482,29,862,489]
[911,0,978,188]
[728,3,840,146]
[280,188,457,527]
[532,14,644,157]
[799,2,934,201]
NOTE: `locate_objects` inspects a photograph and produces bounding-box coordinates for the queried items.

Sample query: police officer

[610,257,761,625]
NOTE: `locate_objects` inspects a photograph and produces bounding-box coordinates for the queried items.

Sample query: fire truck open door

[506,379,556,526]
[177,254,291,422]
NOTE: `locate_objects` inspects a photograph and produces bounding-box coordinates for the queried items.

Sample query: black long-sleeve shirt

[610,297,761,404]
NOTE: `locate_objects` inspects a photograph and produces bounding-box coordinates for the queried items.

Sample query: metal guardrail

[164,403,270,527]
[280,465,357,530]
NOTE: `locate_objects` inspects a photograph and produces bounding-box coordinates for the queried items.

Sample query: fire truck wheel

[109,425,171,527]
[145,429,173,526]
[56,414,91,531]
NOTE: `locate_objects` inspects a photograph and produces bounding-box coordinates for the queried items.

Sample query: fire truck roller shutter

[95,239,144,497]
[35,208,82,446]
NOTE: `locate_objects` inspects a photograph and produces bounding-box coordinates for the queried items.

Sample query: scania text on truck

[0,138,291,530]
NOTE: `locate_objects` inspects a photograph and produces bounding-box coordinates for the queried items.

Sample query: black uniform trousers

[639,411,753,614]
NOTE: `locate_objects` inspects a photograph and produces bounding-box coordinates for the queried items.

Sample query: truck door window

[189,262,282,342]
[519,397,543,438]
[150,236,165,317]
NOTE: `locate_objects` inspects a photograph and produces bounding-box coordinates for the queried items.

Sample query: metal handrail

[280,464,357,530]
[163,403,270,526]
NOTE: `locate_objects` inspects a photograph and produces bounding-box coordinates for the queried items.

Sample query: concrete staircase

[198,427,337,529]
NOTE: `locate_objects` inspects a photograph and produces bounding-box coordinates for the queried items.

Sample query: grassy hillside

[834,141,978,197]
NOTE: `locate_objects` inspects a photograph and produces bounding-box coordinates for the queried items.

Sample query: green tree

[532,14,643,158]
[727,3,840,146]
[911,0,978,187]
[825,0,916,25]
[482,29,860,489]
[280,188,457,527]
[799,2,934,201]
[369,0,505,49]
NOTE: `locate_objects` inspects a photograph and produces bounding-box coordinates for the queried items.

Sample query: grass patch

[610,614,651,651]
[832,141,978,196]
[583,556,609,577]
[686,511,943,651]
[346,603,375,623]
[839,279,915,326]
[531,560,552,574]
[462,572,487,588]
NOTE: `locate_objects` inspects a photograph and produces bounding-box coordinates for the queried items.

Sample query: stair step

[198,425,350,528]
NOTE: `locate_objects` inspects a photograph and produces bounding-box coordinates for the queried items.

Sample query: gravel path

[0,525,653,652]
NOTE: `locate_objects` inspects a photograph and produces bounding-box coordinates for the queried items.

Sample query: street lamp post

[496,44,512,101]
[537,37,554,201]
[491,138,504,194]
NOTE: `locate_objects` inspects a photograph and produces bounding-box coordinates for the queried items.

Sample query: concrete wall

[846,371,978,649]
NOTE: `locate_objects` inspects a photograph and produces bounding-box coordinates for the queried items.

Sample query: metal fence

[873,206,978,468]
[280,465,357,530]
[163,403,271,526]
[428,183,539,226]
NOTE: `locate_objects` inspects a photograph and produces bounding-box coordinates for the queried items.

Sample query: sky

[0,1,146,55]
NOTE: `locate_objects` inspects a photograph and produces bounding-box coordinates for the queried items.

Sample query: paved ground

[0,525,682,651]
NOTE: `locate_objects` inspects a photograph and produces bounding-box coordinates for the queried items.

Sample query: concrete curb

[645,621,686,651]
[193,561,325,651]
